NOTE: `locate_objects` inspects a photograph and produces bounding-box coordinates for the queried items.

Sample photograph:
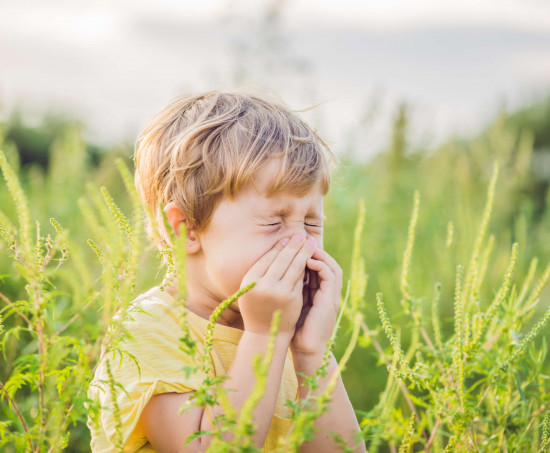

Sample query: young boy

[87,90,365,452]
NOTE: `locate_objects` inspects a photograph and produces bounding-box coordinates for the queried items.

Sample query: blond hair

[133,89,337,248]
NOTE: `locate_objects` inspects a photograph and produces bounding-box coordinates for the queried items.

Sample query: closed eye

[262,222,322,228]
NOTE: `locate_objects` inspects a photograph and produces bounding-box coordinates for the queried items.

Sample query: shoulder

[116,286,182,328]
[88,287,206,452]
[101,286,191,365]
[91,286,201,383]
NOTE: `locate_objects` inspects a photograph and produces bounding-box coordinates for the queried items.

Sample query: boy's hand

[239,235,317,337]
[291,247,342,358]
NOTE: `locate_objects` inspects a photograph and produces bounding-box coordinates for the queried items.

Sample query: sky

[1,0,550,160]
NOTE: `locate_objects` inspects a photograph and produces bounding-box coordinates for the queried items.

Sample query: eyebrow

[266,208,325,220]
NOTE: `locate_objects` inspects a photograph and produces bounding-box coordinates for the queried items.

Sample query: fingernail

[293,234,305,243]
[281,238,290,246]
[307,239,316,249]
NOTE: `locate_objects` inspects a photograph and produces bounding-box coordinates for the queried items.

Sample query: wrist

[242,329,293,348]
[290,341,330,360]
[292,349,335,374]
[293,351,338,400]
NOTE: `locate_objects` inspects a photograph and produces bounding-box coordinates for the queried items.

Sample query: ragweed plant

[1,107,549,453]
[0,140,164,452]
[0,150,90,451]
[363,160,550,451]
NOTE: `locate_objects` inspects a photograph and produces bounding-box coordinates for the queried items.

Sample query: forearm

[200,331,292,449]
[293,352,366,453]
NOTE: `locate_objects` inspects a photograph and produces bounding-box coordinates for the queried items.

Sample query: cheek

[226,240,274,280]
[204,234,279,288]
[309,231,323,249]
[241,238,285,277]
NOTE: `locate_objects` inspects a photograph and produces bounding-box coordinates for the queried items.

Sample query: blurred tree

[213,0,323,129]
[388,103,408,171]
[506,95,550,222]
[2,110,103,170]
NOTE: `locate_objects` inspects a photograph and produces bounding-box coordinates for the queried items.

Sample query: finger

[264,234,305,280]
[303,268,310,286]
[301,276,315,307]
[311,248,342,279]
[307,268,320,292]
[293,268,306,294]
[309,258,341,313]
[283,238,318,287]
[244,238,289,281]
[306,258,334,290]
[266,235,315,281]
[292,270,304,296]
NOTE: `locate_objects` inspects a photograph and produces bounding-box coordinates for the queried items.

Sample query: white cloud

[286,0,550,33]
[0,0,549,156]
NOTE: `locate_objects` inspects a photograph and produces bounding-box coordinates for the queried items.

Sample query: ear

[163,202,201,254]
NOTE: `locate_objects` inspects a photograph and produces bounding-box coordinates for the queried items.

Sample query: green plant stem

[463,161,499,313]
[0,291,31,325]
[359,319,419,419]
[400,191,419,304]
[51,291,102,339]
[0,380,34,452]
[424,416,441,453]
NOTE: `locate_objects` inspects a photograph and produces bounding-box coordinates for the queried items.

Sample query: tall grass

[0,110,549,451]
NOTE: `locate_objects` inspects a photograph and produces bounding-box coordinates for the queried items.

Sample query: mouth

[303,268,310,287]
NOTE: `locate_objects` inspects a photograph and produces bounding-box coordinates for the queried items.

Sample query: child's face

[194,157,324,306]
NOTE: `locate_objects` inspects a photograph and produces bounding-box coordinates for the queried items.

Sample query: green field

[1,99,550,451]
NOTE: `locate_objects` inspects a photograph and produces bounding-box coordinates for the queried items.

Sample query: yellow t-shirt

[87,285,298,452]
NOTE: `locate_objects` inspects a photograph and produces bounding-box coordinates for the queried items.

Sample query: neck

[164,276,245,330]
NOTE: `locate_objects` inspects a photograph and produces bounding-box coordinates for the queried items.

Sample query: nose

[284,222,312,243]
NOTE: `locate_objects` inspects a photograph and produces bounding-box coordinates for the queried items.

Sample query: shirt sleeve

[91,299,207,451]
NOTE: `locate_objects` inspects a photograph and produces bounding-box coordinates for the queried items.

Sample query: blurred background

[2,0,550,159]
[1,0,550,450]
